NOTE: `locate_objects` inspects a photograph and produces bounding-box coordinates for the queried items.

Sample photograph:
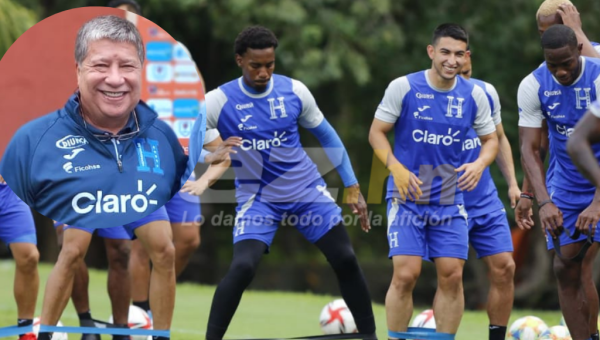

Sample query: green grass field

[0,260,563,339]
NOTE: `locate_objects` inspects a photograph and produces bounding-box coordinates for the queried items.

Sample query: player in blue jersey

[515,0,600,230]
[369,24,498,338]
[200,26,376,340]
[0,16,192,340]
[519,24,600,340]
[455,53,519,340]
[0,176,40,340]
[516,5,600,338]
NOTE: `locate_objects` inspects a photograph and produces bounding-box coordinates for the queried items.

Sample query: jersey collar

[551,56,586,87]
[238,77,274,98]
[425,69,458,92]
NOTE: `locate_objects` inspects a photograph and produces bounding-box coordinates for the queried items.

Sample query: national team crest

[445,96,464,118]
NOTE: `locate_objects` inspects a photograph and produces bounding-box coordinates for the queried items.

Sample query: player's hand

[180,178,209,196]
[576,201,600,237]
[539,202,563,239]
[389,163,422,202]
[345,184,370,233]
[455,159,485,191]
[205,137,242,164]
[515,198,534,230]
[508,185,521,209]
[557,3,582,31]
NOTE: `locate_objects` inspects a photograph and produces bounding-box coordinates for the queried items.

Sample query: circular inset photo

[0,6,206,231]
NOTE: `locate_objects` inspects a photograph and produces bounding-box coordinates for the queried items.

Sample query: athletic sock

[18,319,33,337]
[592,332,599,340]
[133,300,151,314]
[37,332,52,340]
[112,323,130,340]
[489,325,507,340]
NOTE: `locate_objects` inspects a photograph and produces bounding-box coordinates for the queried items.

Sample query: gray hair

[75,15,145,65]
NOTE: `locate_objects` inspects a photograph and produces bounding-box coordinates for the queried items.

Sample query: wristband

[520,192,534,200]
[538,199,553,209]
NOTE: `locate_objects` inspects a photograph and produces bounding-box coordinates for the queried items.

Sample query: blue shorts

[0,188,36,245]
[62,224,131,240]
[64,206,169,239]
[546,187,600,250]
[232,179,342,248]
[165,191,201,224]
[387,199,469,259]
[468,208,513,258]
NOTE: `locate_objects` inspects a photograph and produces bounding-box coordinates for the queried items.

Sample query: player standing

[519,24,600,340]
[369,24,498,339]
[455,53,519,340]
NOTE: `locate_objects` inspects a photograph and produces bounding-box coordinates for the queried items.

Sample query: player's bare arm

[520,126,563,238]
[494,122,521,207]
[567,113,600,189]
[369,118,422,202]
[203,136,242,165]
[456,132,498,192]
[567,112,600,237]
[557,3,600,58]
[180,136,236,196]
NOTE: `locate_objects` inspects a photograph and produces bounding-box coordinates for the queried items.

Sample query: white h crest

[234,221,245,237]
[388,232,399,248]
[268,97,288,120]
[445,96,464,118]
[574,88,592,109]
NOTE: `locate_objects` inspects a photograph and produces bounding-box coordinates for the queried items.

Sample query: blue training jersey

[375,70,496,205]
[0,94,188,229]
[541,43,600,191]
[206,74,328,203]
[518,56,600,194]
[462,78,505,216]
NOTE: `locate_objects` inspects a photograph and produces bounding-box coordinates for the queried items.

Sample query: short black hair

[234,26,279,56]
[108,0,142,15]
[432,23,469,46]
[541,24,578,50]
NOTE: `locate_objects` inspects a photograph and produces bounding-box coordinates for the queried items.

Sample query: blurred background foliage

[4,0,600,309]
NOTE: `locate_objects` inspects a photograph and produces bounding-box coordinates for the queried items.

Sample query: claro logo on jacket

[72,179,158,214]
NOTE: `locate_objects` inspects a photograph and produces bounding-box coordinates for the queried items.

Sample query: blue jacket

[0,93,188,229]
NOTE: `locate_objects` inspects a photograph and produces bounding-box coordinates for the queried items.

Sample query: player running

[519,24,600,340]
[369,23,498,339]
[198,25,376,340]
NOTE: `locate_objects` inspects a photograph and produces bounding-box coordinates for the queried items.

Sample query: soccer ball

[539,325,572,340]
[109,305,152,340]
[32,317,69,340]
[411,309,436,329]
[319,299,357,334]
[506,316,549,340]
